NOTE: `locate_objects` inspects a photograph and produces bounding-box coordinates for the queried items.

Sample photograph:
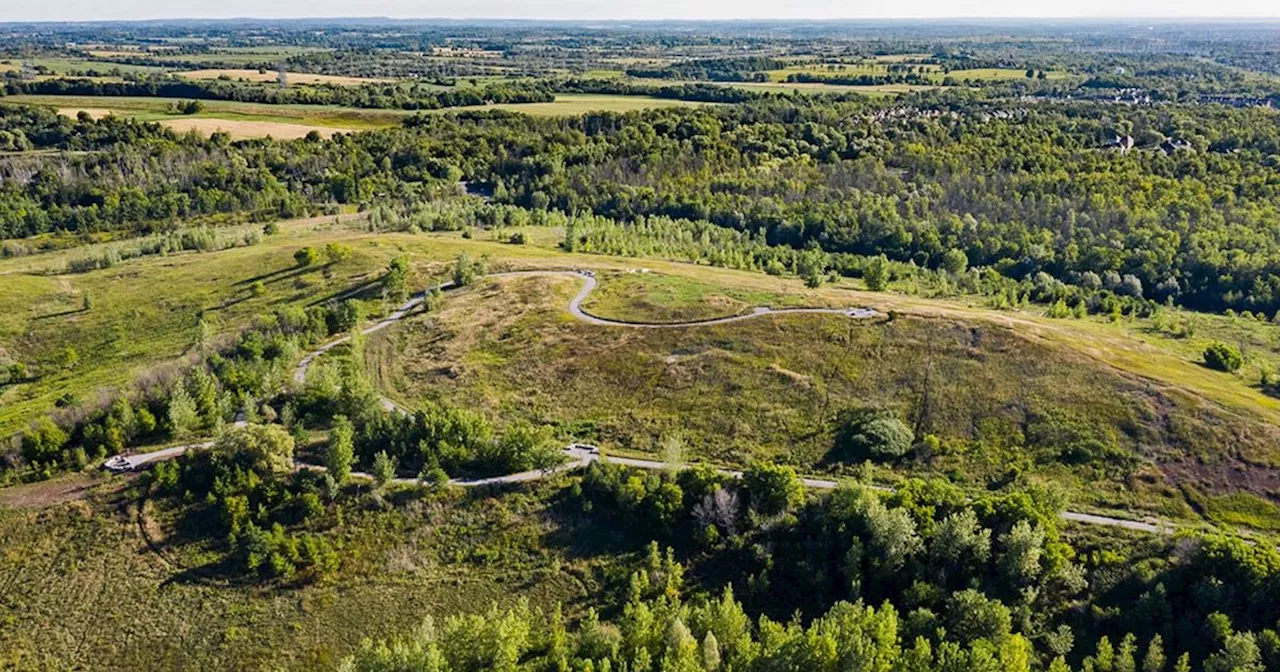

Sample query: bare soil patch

[0,474,102,509]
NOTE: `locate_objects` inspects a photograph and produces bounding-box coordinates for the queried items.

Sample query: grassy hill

[3,221,1279,530]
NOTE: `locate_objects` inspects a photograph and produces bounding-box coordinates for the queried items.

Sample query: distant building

[1104,134,1135,154]
[1159,138,1194,155]
[277,61,287,88]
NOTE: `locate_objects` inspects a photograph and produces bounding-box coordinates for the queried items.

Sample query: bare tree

[692,488,742,536]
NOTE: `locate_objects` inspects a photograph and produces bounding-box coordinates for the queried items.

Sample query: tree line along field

[1,93,713,139]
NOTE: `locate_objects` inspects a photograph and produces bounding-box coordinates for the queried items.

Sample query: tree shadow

[306,278,384,307]
[32,307,88,320]
[232,265,309,287]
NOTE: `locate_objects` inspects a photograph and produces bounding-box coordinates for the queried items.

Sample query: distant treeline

[1,76,556,110]
[626,56,785,82]
[785,72,935,86]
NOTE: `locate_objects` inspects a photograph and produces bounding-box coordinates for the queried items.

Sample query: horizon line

[4,15,1280,24]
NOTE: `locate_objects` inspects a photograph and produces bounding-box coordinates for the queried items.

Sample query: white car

[102,455,133,472]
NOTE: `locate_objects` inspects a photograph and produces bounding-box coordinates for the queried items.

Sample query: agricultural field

[5,93,708,138]
[8,94,411,131]
[9,56,168,75]
[177,68,395,86]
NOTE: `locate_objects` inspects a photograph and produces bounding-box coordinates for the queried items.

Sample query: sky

[3,0,1279,22]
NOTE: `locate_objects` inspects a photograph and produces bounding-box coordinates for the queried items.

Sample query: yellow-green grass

[580,69,628,79]
[763,62,943,82]
[430,93,713,116]
[16,57,167,76]
[658,80,943,96]
[178,68,395,86]
[580,270,837,322]
[874,53,934,63]
[947,67,1069,81]
[364,270,1278,523]
[0,475,602,670]
[0,214,398,437]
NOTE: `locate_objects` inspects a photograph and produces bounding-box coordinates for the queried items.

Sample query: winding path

[112,269,1174,535]
[296,269,878,385]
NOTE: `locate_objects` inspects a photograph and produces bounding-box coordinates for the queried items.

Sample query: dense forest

[6,93,1280,313]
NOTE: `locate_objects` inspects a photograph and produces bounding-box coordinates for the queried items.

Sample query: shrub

[742,461,803,516]
[294,247,322,267]
[833,410,914,461]
[1203,341,1243,372]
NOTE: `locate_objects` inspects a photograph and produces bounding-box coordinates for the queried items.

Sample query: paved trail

[111,269,1175,535]
[296,270,877,384]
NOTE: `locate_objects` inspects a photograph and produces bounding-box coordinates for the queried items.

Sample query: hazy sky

[3,0,1280,21]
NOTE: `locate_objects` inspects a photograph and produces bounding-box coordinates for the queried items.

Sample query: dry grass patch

[178,68,395,85]
[367,272,1280,520]
[158,117,355,139]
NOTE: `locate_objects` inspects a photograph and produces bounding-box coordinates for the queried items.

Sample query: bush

[1204,341,1243,372]
[742,461,803,516]
[294,247,322,267]
[833,409,914,461]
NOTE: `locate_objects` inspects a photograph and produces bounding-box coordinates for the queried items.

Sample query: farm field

[8,94,411,130]
[437,93,714,115]
[762,63,1069,83]
[8,56,167,75]
[177,68,395,86]
[6,93,708,137]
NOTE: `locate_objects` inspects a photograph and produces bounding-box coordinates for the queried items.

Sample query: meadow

[0,473,603,669]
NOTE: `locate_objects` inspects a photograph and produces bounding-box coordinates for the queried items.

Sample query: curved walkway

[296,269,877,384]
[112,269,1174,536]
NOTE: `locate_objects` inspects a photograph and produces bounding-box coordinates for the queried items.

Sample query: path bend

[296,269,879,384]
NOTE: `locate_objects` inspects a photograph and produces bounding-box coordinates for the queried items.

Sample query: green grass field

[759,62,1069,86]
[14,57,167,76]
[0,215,397,438]
[5,94,412,129]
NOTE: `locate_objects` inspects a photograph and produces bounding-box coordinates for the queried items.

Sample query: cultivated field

[178,68,394,86]
[11,94,411,134]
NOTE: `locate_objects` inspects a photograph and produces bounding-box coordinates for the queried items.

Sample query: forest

[5,92,1280,313]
